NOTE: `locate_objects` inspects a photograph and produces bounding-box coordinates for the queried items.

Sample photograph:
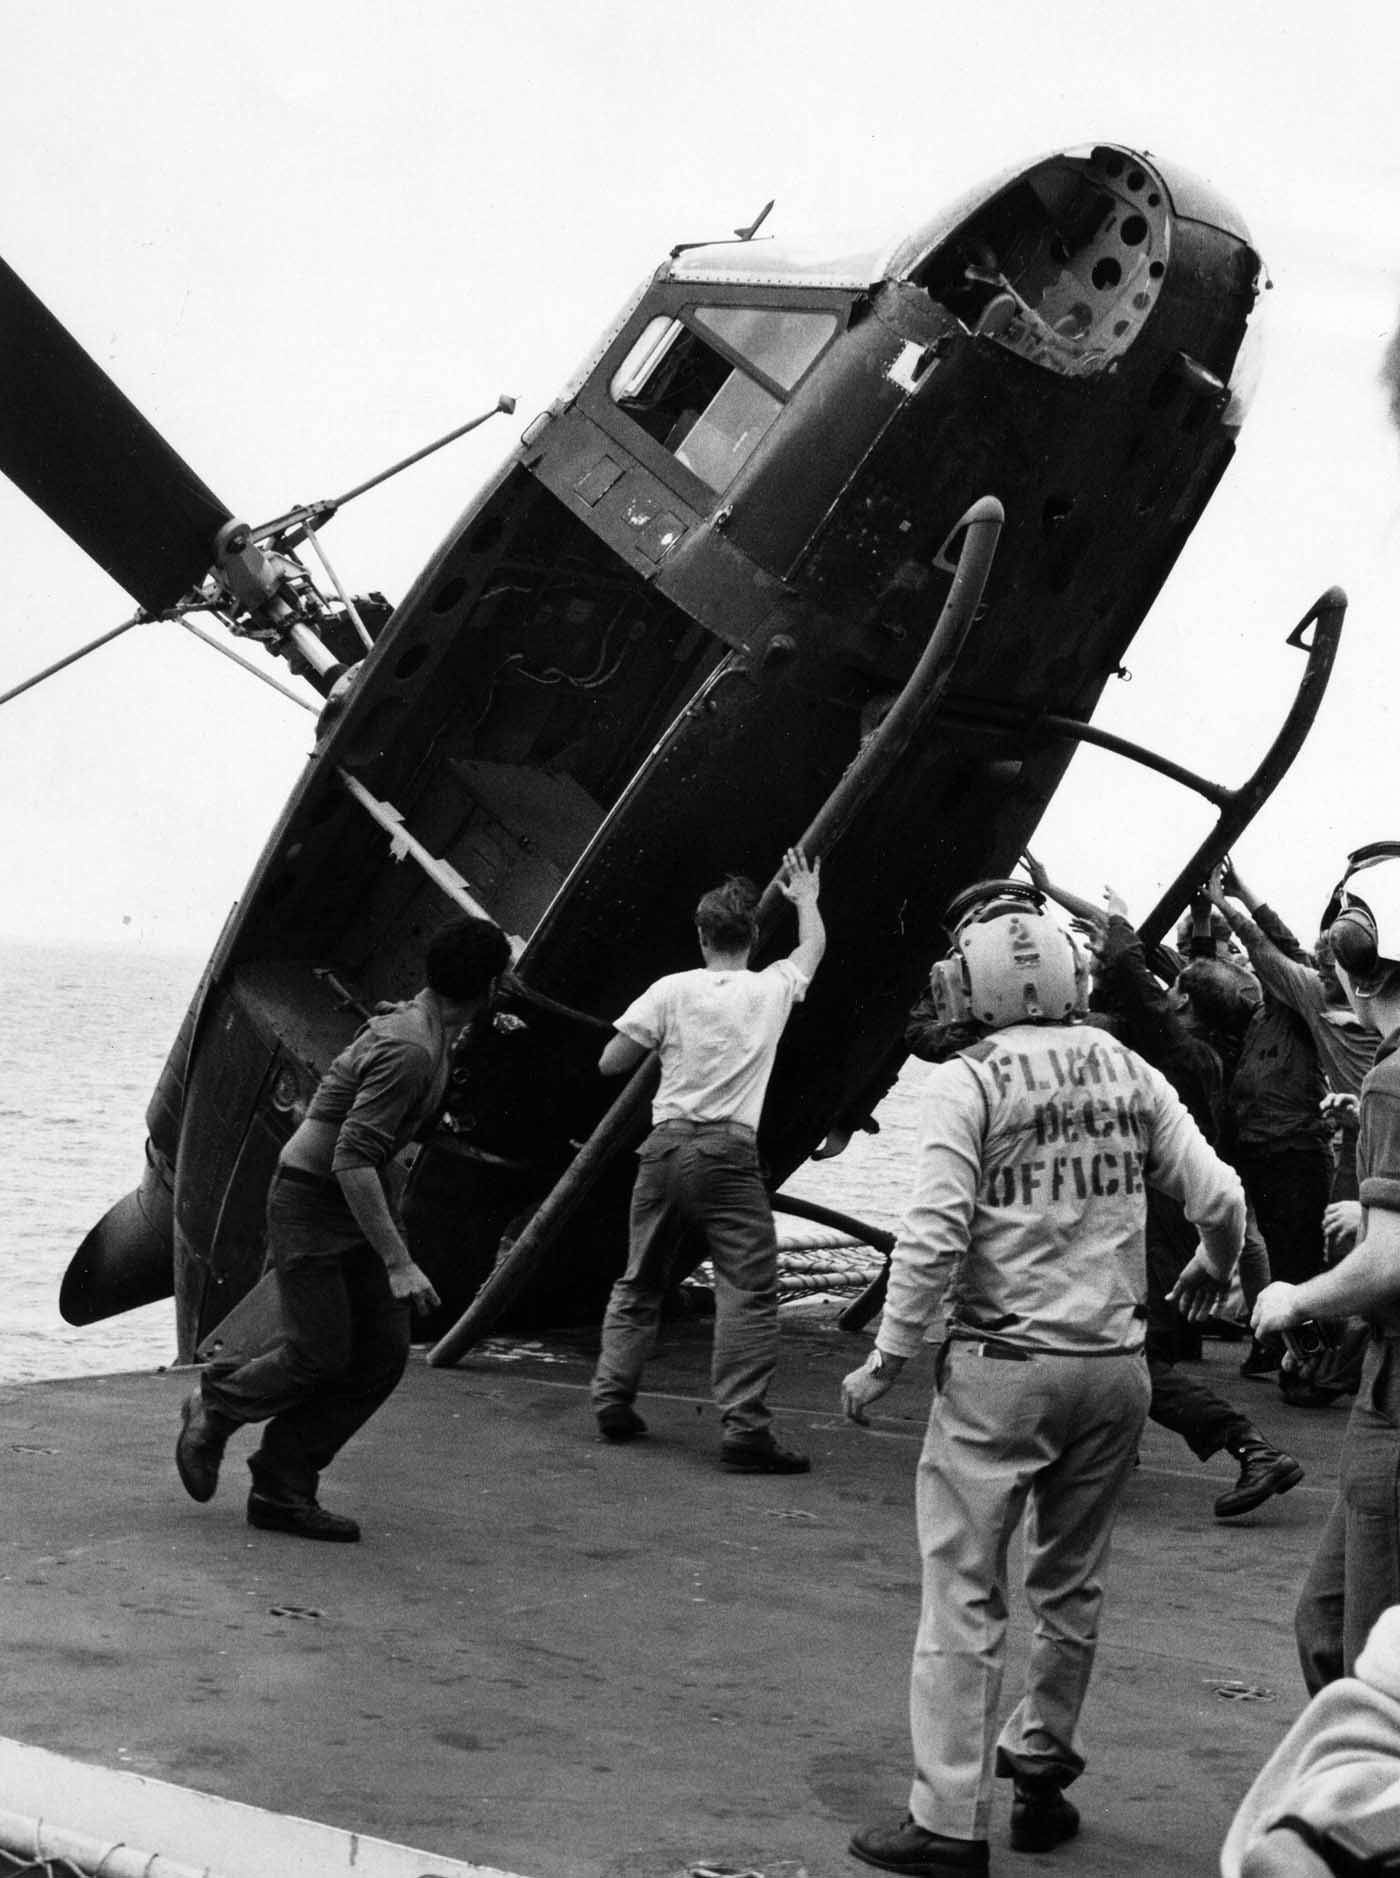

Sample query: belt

[954,1339,1030,1363]
[649,1118,755,1140]
[948,1334,1145,1361]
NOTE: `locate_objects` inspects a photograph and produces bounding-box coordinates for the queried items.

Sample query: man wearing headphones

[1253,843,1400,1694]
[841,881,1245,1878]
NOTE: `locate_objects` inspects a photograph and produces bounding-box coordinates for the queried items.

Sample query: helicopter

[0,140,1344,1364]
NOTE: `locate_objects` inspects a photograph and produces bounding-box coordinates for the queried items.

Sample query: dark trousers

[201,1169,411,1501]
[1147,1355,1248,1460]
[1143,1193,1249,1460]
[1233,1144,1331,1287]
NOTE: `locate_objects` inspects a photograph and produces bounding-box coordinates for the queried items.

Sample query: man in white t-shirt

[588,848,824,1472]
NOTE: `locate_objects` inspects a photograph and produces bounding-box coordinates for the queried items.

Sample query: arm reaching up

[780,847,825,980]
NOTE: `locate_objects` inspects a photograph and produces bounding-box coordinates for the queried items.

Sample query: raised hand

[779,846,821,904]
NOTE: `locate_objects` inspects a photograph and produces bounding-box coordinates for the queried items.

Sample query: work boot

[175,1389,233,1503]
[247,1492,361,1543]
[849,1816,989,1875]
[1214,1428,1304,1519]
[596,1404,648,1443]
[719,1432,810,1474]
[1009,1780,1080,1852]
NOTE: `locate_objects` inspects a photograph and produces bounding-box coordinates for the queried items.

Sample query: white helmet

[929,880,1089,1032]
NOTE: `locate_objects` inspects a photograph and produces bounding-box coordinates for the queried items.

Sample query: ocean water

[0,938,203,1384]
[778,1062,926,1239]
[0,937,927,1385]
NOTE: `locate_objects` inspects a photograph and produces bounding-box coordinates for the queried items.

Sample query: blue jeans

[201,1168,411,1501]
[590,1119,779,1441]
[1295,1335,1400,1693]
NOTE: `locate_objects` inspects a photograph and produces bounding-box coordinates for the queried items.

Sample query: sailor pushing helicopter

[840,881,1245,1878]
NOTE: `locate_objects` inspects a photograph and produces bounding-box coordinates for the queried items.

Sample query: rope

[682,1241,886,1301]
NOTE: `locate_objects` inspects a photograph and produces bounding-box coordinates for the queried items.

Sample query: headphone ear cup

[1330,910,1379,977]
[929,955,973,1024]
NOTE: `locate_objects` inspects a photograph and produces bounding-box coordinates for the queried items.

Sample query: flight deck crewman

[840,881,1244,1878]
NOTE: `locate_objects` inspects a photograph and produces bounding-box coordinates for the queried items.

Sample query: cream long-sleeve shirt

[876,1022,1245,1359]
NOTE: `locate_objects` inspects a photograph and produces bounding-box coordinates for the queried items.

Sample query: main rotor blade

[0,257,233,612]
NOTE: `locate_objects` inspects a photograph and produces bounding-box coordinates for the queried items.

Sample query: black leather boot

[1214,1427,1304,1519]
[1009,1780,1080,1852]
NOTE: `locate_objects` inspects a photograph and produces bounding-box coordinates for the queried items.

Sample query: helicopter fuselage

[56,142,1268,1350]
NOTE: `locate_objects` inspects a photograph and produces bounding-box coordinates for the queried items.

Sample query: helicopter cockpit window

[689,307,836,389]
[609,307,836,492]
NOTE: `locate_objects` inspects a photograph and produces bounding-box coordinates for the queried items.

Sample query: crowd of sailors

[171,836,1400,1878]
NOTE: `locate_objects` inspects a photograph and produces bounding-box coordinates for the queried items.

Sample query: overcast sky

[2,0,1397,951]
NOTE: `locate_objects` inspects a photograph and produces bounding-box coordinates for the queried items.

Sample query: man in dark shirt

[1209,865,1374,1118]
[1208,862,1375,1206]
[1254,844,1400,1688]
[1207,875,1331,1276]
[1091,898,1303,1518]
[1208,864,1365,1401]
[175,914,511,1541]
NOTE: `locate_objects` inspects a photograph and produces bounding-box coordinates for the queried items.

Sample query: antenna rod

[328,393,518,508]
[252,395,518,543]
[0,612,144,710]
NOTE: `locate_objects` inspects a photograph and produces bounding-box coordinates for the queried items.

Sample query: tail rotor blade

[0,256,233,612]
